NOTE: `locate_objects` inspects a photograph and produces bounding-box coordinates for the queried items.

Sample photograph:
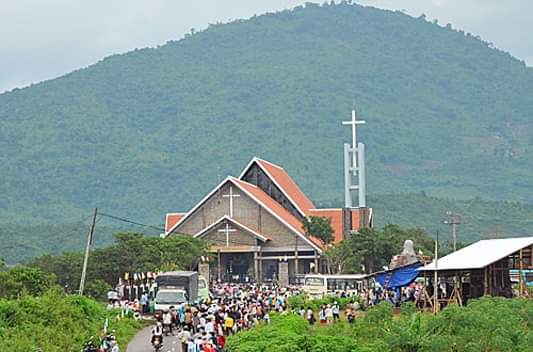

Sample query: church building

[164,157,372,284]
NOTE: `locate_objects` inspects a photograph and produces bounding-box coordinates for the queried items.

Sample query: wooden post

[484,266,488,295]
[500,261,504,288]
[433,239,439,314]
[519,249,524,297]
[489,264,493,295]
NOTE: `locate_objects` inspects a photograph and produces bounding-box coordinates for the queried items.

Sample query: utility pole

[433,231,439,314]
[79,208,97,296]
[444,211,461,251]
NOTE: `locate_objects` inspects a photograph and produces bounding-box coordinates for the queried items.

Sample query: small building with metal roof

[419,236,533,301]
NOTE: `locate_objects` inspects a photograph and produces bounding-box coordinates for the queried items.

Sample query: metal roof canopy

[419,236,533,271]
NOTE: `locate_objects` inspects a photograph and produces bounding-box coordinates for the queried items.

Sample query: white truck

[154,271,199,312]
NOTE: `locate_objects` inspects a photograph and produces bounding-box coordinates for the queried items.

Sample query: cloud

[0,0,531,93]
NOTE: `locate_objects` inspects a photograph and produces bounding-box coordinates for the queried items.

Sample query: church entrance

[215,252,254,283]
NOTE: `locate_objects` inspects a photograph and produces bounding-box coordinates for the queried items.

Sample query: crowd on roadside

[149,283,300,352]
[102,282,432,351]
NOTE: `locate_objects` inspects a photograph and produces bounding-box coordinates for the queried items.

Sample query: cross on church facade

[342,110,365,175]
[218,223,236,247]
[222,185,240,217]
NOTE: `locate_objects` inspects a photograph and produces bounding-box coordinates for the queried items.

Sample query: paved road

[127,325,182,352]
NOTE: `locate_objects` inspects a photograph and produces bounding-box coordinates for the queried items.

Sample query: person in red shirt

[203,341,216,352]
[217,333,226,351]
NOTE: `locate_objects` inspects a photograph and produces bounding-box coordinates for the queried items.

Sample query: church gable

[201,223,258,247]
[194,216,270,248]
[173,180,246,235]
[167,177,321,253]
[240,160,307,221]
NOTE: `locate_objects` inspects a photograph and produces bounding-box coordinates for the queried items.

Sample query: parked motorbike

[100,333,116,352]
[152,335,163,351]
[82,336,99,352]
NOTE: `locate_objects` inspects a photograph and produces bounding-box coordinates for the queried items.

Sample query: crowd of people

[150,283,300,352]
[102,281,431,351]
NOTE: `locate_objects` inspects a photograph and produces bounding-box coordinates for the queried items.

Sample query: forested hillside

[2,193,533,264]
[1,2,532,257]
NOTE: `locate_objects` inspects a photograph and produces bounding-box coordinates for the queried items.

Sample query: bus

[303,274,366,298]
[509,269,533,287]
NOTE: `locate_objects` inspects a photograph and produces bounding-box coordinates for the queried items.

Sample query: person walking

[332,302,340,322]
[306,307,316,325]
[319,305,327,325]
[325,304,333,324]
[140,292,149,315]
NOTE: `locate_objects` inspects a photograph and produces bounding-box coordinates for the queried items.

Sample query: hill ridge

[1,2,532,229]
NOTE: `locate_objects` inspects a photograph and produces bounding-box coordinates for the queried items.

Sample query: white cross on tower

[218,223,236,247]
[222,185,240,218]
[342,109,365,175]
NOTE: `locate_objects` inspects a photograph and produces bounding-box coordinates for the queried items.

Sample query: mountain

[1,3,532,235]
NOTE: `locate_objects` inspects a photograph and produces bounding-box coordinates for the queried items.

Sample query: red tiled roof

[309,209,345,244]
[252,158,315,216]
[232,178,323,251]
[166,213,185,232]
[233,178,305,235]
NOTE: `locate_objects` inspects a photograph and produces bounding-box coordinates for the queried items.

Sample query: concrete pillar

[254,251,259,283]
[258,249,262,283]
[279,262,289,287]
[217,250,221,283]
[294,250,299,275]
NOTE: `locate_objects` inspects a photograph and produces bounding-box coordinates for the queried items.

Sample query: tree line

[0,233,207,300]
[304,218,452,274]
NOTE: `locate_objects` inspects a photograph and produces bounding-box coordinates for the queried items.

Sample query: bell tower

[342,109,366,208]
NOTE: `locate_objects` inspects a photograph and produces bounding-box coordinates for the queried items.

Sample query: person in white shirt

[162,310,173,335]
[151,322,164,344]
[205,317,215,334]
[178,327,191,352]
[325,304,333,324]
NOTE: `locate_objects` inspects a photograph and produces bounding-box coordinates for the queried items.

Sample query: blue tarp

[375,262,422,289]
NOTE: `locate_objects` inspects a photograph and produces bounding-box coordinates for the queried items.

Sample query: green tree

[303,216,334,245]
[328,225,436,274]
[30,232,207,289]
[0,266,56,298]
[84,279,112,301]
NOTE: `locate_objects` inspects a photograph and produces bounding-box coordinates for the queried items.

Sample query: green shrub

[85,279,112,301]
[288,294,359,312]
[0,289,142,352]
[0,266,56,298]
[228,297,533,352]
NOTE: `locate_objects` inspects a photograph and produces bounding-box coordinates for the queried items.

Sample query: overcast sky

[1,0,531,93]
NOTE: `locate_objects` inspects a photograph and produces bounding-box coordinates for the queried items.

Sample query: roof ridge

[230,176,258,187]
[255,157,284,170]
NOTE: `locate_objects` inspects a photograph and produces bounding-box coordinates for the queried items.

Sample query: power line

[98,212,166,232]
